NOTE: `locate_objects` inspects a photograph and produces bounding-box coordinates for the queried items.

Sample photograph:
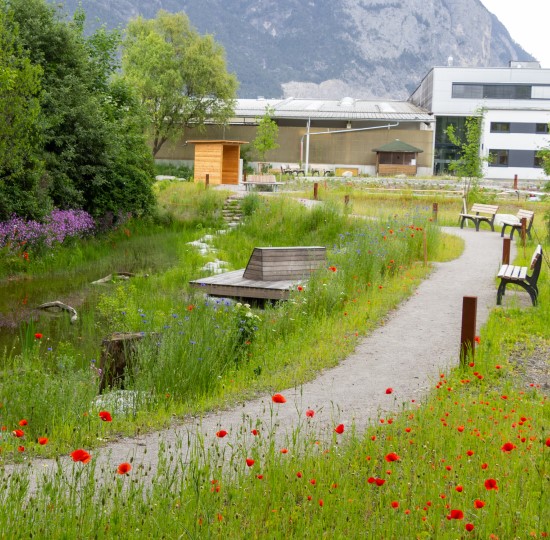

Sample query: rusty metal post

[313,182,319,201]
[513,174,518,190]
[344,194,350,206]
[502,238,511,265]
[423,230,428,267]
[432,202,438,222]
[460,296,477,366]
[520,217,527,247]
[205,173,210,189]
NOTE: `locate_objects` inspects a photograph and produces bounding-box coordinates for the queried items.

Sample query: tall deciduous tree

[121,10,238,157]
[0,6,45,220]
[252,106,279,163]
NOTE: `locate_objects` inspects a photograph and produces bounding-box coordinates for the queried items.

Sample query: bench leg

[475,220,481,232]
[497,279,538,306]
[496,280,507,305]
[500,223,508,238]
[460,216,466,229]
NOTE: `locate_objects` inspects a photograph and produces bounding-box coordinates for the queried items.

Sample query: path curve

[8,228,512,480]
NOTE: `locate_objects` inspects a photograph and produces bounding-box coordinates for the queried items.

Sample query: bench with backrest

[500,209,535,240]
[497,244,543,306]
[245,174,284,192]
[459,203,500,232]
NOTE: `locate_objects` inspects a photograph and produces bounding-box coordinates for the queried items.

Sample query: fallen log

[91,272,136,285]
[37,301,78,324]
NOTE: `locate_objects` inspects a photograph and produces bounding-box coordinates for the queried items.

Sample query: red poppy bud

[272,393,286,404]
[251,429,258,436]
[318,499,324,507]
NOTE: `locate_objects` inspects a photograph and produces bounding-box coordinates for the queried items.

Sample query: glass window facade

[452,84,532,100]
[490,122,510,133]
[489,149,509,166]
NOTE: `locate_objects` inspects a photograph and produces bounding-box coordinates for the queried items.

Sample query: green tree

[0,5,45,219]
[121,10,238,157]
[5,0,155,219]
[536,125,550,178]
[446,109,490,205]
[252,106,279,163]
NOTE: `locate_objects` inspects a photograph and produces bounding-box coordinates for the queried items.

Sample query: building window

[490,122,510,133]
[489,149,509,167]
[452,83,532,100]
[536,123,549,133]
[534,152,543,168]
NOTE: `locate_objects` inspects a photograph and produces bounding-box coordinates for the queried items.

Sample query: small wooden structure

[372,139,423,176]
[188,140,248,185]
[189,246,327,300]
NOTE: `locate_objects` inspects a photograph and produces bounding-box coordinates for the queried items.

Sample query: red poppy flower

[71,449,91,463]
[465,523,475,532]
[280,448,288,454]
[391,501,399,508]
[18,446,25,452]
[12,429,24,438]
[405,427,411,433]
[245,458,255,467]
[481,463,488,470]
[1,426,6,431]
[328,266,337,272]
[385,452,400,462]
[309,478,316,485]
[256,474,263,480]
[297,286,304,292]
[34,333,43,339]
[484,478,498,490]
[449,509,464,520]
[385,388,393,394]
[546,437,550,447]
[474,499,485,509]
[305,409,315,418]
[272,393,286,404]
[38,437,48,445]
[318,499,324,507]
[501,442,516,452]
[455,485,463,492]
[18,419,28,427]
[251,429,259,436]
[187,305,194,311]
[375,478,386,486]
[98,411,112,422]
[296,471,303,478]
[117,462,132,475]
[474,336,480,344]
[466,450,474,456]
[334,424,345,434]
[216,430,228,438]
[457,426,465,432]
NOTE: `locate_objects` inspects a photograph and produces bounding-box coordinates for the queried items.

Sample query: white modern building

[409,63,550,180]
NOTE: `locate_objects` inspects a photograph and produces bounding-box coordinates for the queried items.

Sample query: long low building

[155,97,435,177]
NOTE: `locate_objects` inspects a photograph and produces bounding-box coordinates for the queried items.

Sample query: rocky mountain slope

[53,0,534,99]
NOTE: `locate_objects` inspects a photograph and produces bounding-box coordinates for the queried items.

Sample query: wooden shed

[188,140,248,185]
[372,139,423,176]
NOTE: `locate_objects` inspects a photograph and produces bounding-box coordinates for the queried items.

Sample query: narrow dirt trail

[7,227,511,483]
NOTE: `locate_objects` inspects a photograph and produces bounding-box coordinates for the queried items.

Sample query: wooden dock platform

[189,246,326,300]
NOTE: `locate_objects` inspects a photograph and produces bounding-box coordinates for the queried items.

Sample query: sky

[479,0,550,67]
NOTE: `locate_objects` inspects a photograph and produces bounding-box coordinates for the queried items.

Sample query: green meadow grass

[0,184,548,538]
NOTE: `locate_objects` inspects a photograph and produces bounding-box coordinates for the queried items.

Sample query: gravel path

[9,227,515,481]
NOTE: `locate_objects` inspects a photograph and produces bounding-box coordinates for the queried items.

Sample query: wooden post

[313,182,319,201]
[502,238,511,265]
[460,296,477,366]
[513,174,518,190]
[244,170,247,183]
[432,202,438,222]
[344,194,350,206]
[205,173,210,189]
[520,217,527,247]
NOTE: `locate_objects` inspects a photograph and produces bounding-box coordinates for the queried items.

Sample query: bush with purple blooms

[0,210,95,252]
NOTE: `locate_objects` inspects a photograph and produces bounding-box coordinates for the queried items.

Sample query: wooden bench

[244,174,284,192]
[497,244,543,306]
[500,209,535,240]
[459,203,499,231]
[189,246,327,300]
[281,165,305,176]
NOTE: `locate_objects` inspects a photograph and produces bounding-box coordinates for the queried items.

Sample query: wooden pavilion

[372,139,423,176]
[188,140,248,185]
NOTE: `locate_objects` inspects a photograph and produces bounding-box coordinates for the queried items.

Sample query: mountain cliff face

[53,0,533,99]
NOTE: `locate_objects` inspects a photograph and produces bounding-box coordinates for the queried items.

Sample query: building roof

[233,97,434,122]
[372,139,424,153]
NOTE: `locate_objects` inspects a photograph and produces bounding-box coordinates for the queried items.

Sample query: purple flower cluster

[0,210,95,251]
